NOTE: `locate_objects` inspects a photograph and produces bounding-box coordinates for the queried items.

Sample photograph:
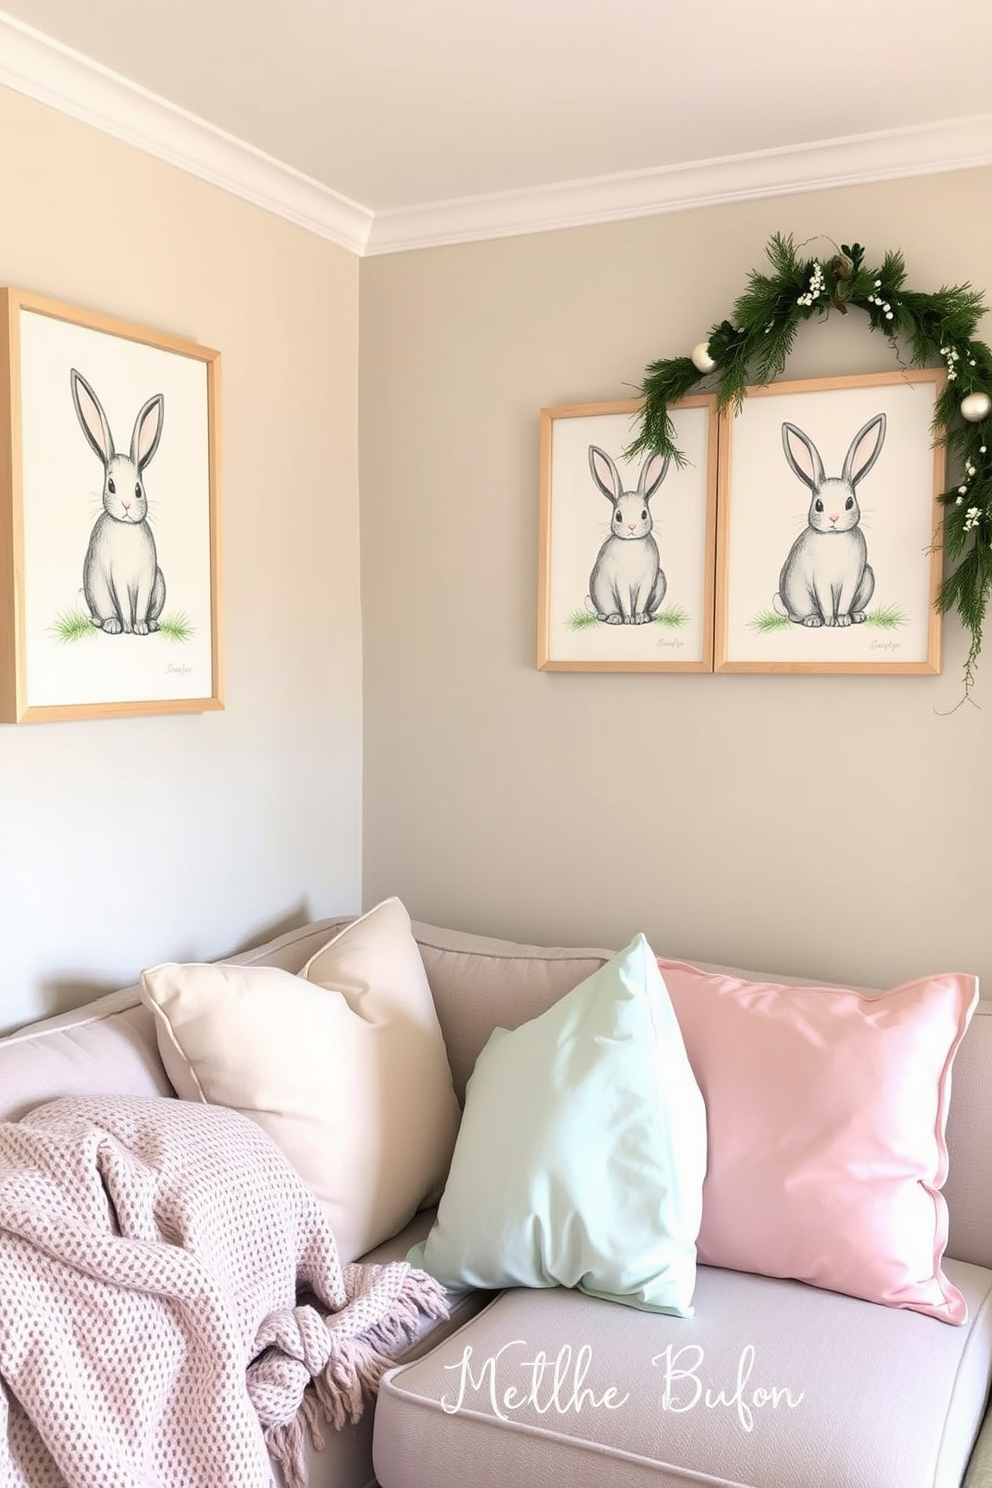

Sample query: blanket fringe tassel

[264,1266,448,1488]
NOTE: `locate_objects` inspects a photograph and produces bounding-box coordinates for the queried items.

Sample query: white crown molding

[0,11,374,255]
[365,115,992,255]
[2,9,992,258]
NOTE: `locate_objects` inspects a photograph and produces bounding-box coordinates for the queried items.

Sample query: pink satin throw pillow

[659,959,979,1322]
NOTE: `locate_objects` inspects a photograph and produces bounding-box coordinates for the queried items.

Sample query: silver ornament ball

[960,391,992,423]
[691,341,716,374]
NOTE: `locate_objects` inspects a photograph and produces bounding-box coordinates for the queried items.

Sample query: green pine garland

[629,233,992,697]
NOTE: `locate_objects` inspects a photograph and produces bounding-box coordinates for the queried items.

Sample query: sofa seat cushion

[372,1258,992,1488]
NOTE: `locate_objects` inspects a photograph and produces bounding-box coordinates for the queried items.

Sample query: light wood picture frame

[715,369,944,675]
[0,289,222,723]
[538,396,718,672]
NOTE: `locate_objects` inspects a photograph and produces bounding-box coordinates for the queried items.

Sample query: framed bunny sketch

[715,369,945,674]
[0,289,222,722]
[538,396,718,672]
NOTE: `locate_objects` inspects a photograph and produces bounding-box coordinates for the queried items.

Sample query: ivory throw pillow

[412,935,707,1315]
[659,959,979,1322]
[141,898,461,1263]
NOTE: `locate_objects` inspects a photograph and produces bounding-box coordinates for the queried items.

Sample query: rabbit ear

[638,451,670,501]
[781,423,825,492]
[131,395,165,472]
[588,445,623,502]
[843,413,886,487]
[70,369,114,464]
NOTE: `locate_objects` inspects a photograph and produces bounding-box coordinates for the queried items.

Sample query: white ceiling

[2,0,992,254]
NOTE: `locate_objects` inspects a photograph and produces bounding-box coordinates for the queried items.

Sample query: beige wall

[360,169,992,992]
[0,86,362,1033]
[4,87,987,1029]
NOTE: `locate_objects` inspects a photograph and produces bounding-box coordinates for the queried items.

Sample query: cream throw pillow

[140,898,461,1262]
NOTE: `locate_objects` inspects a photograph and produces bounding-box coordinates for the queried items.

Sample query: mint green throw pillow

[409,934,706,1315]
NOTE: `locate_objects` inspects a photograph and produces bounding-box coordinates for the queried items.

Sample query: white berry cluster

[797,261,825,308]
[941,344,980,379]
[942,346,980,382]
[867,279,895,321]
[956,446,989,513]
[940,345,962,381]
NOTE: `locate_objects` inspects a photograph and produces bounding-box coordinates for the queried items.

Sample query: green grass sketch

[567,606,689,631]
[49,607,99,643]
[158,612,196,642]
[865,604,907,630]
[654,605,688,629]
[49,607,195,643]
[567,609,599,631]
[750,610,791,633]
[750,605,908,633]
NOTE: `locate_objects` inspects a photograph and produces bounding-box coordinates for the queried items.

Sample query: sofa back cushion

[0,917,354,1125]
[0,991,170,1123]
[410,922,612,1100]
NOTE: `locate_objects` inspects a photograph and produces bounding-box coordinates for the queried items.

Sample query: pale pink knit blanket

[0,1095,448,1488]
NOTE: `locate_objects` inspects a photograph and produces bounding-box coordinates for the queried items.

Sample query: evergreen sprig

[628,233,992,696]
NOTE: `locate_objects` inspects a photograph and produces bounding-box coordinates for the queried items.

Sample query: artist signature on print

[165,662,193,676]
[440,1341,804,1433]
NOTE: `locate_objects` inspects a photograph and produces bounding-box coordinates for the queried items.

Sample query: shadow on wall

[35,900,316,1025]
[35,975,135,1027]
[222,902,316,958]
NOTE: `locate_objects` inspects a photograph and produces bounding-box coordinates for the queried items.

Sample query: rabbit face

[783,414,885,538]
[610,491,654,540]
[589,444,670,540]
[806,476,861,534]
[71,370,165,529]
[103,454,149,524]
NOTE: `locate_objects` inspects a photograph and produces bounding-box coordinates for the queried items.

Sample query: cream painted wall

[360,170,992,993]
[0,86,362,1033]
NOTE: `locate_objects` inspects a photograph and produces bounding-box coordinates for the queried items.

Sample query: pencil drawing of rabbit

[71,369,166,635]
[588,445,670,624]
[773,412,885,627]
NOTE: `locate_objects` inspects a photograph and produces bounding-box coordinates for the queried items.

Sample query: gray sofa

[1,915,990,1488]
